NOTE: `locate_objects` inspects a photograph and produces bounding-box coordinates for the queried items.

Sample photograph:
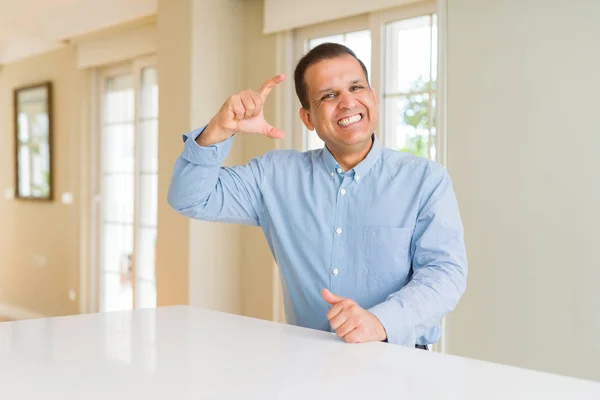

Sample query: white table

[0,305,598,399]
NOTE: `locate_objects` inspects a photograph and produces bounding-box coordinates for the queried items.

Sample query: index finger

[258,74,285,99]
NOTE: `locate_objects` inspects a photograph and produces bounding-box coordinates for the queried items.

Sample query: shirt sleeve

[368,167,468,346]
[167,126,269,226]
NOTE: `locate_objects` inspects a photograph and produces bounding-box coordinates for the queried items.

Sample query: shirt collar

[321,134,382,181]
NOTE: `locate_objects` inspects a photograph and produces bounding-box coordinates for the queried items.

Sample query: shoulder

[258,148,320,170]
[381,147,447,182]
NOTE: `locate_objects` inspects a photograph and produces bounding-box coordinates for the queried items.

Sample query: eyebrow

[314,79,366,98]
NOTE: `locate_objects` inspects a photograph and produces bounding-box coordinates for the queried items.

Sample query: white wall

[187,0,245,314]
[0,46,85,318]
[156,0,192,307]
[239,0,280,322]
[446,0,600,382]
[76,23,157,69]
[157,0,281,319]
[263,0,420,33]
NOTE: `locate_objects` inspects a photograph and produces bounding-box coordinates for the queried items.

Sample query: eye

[322,93,336,100]
[350,85,363,91]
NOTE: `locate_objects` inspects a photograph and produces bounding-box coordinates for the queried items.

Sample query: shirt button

[333,268,339,276]
[340,189,346,196]
[337,168,343,174]
[355,175,361,181]
[336,228,342,235]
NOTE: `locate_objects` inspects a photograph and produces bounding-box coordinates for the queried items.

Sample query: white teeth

[338,114,362,126]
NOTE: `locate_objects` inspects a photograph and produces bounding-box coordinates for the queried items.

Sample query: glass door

[97,58,158,312]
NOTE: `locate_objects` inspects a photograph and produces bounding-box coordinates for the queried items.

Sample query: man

[168,43,467,348]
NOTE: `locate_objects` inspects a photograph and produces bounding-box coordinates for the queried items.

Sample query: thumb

[321,288,344,305]
[263,122,285,139]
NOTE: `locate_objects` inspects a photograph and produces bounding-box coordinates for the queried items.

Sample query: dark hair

[294,43,369,109]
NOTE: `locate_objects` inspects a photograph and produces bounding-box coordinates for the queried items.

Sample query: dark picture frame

[14,81,53,201]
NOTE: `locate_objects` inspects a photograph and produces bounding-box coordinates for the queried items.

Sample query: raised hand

[199,74,286,146]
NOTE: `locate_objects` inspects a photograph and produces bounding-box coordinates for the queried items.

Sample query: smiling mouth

[337,113,364,127]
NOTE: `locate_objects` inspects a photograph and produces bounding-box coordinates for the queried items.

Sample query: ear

[369,87,377,106]
[299,107,314,131]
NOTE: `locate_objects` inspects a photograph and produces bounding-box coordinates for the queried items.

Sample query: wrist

[373,314,387,342]
[196,119,234,146]
[379,326,388,342]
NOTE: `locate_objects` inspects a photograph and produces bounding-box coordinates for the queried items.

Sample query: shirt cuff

[368,299,416,347]
[181,125,234,166]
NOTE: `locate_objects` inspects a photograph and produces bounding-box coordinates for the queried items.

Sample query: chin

[337,130,372,144]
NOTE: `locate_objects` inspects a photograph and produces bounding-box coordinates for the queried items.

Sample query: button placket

[330,175,350,290]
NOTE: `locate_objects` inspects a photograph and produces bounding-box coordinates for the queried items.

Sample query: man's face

[299,55,378,154]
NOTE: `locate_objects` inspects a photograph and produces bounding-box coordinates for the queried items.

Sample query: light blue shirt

[167,127,468,346]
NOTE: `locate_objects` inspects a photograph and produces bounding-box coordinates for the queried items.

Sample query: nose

[337,90,358,110]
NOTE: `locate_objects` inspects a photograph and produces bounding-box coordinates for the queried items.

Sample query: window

[101,72,135,312]
[136,67,159,309]
[96,57,158,312]
[383,14,437,160]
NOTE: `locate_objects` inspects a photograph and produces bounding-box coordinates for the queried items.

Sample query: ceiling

[0,0,157,64]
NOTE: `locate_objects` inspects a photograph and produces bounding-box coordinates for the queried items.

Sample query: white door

[96,57,158,312]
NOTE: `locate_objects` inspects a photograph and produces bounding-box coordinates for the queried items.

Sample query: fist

[322,289,387,344]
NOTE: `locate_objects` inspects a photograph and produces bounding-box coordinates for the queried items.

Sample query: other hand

[322,288,387,344]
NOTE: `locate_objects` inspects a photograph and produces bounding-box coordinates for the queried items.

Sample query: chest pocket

[362,227,413,284]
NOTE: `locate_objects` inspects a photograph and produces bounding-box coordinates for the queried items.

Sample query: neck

[327,137,373,171]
